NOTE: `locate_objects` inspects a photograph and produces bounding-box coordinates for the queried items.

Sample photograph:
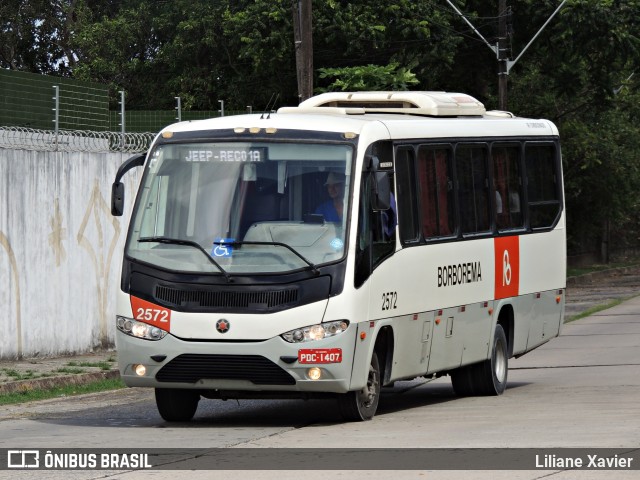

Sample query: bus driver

[315,172,345,222]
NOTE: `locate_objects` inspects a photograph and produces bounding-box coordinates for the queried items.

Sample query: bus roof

[283,91,487,116]
[160,91,559,139]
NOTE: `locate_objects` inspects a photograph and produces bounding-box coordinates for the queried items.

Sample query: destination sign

[184,147,266,163]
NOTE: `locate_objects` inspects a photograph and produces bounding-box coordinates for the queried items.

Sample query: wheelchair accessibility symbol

[211,238,234,258]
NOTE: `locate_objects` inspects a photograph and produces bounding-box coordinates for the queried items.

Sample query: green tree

[69,0,461,109]
[0,0,79,75]
[317,63,419,92]
[71,0,171,108]
[313,0,460,91]
[70,0,297,109]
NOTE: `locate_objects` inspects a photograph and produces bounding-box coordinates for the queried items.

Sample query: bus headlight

[281,320,349,343]
[116,316,168,341]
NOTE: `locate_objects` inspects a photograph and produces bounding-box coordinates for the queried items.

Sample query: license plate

[298,348,342,364]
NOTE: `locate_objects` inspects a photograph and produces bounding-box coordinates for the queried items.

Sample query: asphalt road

[1,294,639,479]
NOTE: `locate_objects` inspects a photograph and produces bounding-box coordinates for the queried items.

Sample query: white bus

[111,91,565,422]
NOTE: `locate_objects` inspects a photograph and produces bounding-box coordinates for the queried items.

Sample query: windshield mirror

[126,141,353,274]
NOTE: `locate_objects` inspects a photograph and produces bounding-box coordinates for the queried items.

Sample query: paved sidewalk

[1,265,639,397]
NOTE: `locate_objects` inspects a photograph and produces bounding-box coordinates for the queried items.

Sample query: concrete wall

[0,148,142,358]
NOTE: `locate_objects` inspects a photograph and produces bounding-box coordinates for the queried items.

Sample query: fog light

[307,367,322,381]
[134,364,146,376]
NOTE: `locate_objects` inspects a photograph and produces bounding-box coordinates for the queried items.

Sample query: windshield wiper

[138,236,233,283]
[214,240,320,276]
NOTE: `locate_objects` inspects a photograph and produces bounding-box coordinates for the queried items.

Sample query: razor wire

[0,126,155,153]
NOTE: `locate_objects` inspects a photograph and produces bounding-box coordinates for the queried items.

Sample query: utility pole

[447,0,565,111]
[293,0,313,102]
[498,0,508,110]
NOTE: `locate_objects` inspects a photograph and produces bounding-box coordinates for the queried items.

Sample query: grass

[565,298,627,323]
[565,292,640,323]
[0,368,52,381]
[53,367,88,375]
[67,360,113,371]
[0,357,117,386]
[565,258,640,322]
[0,378,126,405]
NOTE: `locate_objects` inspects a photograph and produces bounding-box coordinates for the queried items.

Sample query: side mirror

[110,152,146,217]
[111,182,125,216]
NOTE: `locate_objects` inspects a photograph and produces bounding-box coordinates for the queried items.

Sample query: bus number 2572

[135,308,169,323]
[382,291,397,311]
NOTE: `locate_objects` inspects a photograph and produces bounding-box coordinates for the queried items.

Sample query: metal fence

[107,109,249,132]
[0,126,154,153]
[0,70,253,150]
[0,69,109,131]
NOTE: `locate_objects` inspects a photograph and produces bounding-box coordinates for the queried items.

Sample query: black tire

[476,324,509,395]
[450,364,476,397]
[450,324,508,397]
[155,388,200,422]
[338,351,381,421]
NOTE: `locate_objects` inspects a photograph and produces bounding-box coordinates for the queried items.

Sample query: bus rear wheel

[479,323,508,395]
[155,388,200,422]
[451,324,508,396]
[338,351,380,421]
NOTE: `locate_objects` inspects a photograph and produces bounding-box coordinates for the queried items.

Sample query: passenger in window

[509,191,522,225]
[509,191,521,213]
[315,172,345,222]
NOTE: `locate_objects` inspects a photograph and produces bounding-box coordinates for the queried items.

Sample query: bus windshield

[125,141,353,274]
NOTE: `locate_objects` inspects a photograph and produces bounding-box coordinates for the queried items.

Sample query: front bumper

[115,326,358,394]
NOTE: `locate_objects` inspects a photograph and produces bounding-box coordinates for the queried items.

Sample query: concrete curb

[0,370,120,395]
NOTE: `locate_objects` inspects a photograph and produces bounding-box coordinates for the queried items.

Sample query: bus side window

[456,145,490,235]
[492,145,523,231]
[395,146,419,243]
[418,146,455,239]
[525,144,561,229]
[355,143,396,288]
[355,172,373,288]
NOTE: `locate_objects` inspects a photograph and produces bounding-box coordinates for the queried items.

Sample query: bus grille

[155,354,296,385]
[154,285,298,310]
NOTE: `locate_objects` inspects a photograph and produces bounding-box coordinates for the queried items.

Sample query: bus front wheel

[155,388,200,422]
[338,351,381,421]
